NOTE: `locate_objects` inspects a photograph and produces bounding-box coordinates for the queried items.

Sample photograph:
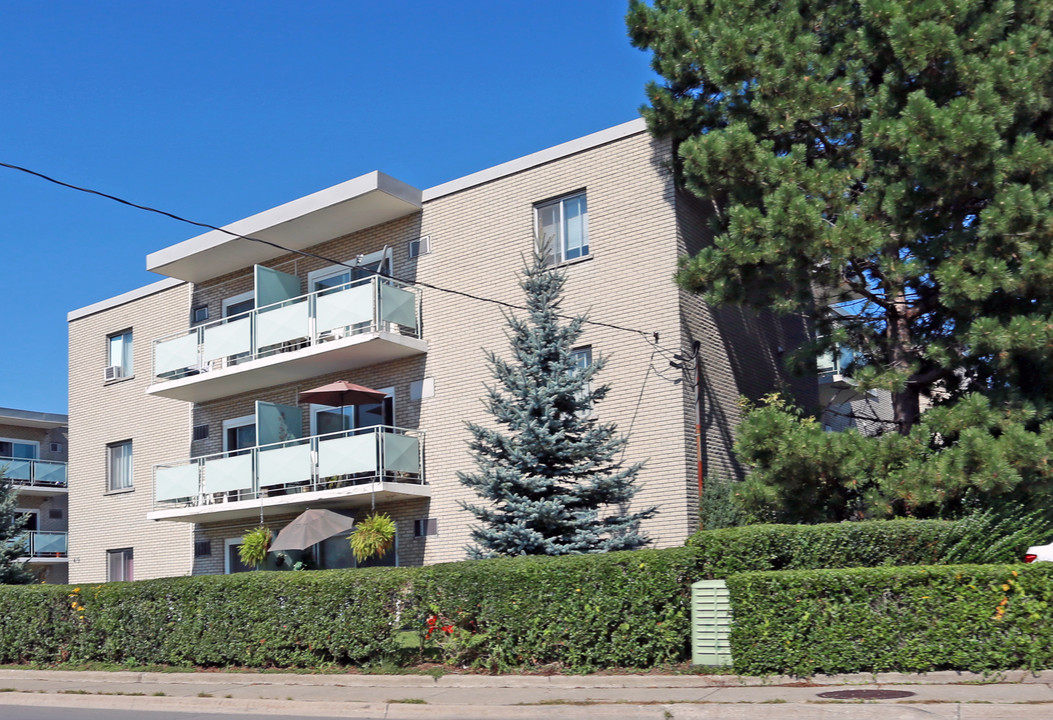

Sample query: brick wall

[68,283,195,583]
[68,126,807,577]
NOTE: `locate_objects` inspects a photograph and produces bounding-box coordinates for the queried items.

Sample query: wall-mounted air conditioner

[104,365,125,381]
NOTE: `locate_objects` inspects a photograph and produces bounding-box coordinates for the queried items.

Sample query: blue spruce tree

[458,255,656,558]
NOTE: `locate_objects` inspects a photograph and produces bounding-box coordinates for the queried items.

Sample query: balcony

[818,344,869,405]
[148,275,427,403]
[20,531,68,562]
[0,457,68,496]
[148,426,428,523]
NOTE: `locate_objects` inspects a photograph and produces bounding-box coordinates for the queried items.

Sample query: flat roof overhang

[146,481,431,524]
[146,171,422,284]
[146,331,429,403]
[0,408,67,429]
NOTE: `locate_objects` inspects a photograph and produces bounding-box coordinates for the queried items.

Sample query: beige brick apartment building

[0,407,69,584]
[67,119,811,583]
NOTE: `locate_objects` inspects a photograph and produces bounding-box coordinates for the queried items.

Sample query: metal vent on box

[192,424,209,441]
[409,235,431,258]
[691,579,732,666]
[194,540,212,557]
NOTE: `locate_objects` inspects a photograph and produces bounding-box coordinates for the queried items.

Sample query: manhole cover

[816,689,916,700]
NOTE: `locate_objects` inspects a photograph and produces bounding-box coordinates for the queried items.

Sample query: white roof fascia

[422,118,648,202]
[145,171,422,282]
[0,407,68,429]
[67,277,185,323]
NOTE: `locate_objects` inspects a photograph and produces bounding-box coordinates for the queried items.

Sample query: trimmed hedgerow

[0,520,1046,673]
[727,563,1053,676]
[688,515,1046,577]
[407,548,699,671]
[0,568,413,667]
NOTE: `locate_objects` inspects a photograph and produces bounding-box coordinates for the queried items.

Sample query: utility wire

[0,160,663,339]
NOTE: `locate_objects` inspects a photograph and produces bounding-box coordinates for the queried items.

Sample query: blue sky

[0,2,657,414]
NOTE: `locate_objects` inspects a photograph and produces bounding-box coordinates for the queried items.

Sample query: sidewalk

[0,668,1051,718]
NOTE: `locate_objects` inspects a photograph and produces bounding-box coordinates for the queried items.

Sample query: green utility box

[691,579,732,667]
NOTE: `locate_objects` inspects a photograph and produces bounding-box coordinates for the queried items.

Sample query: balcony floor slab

[146,481,430,524]
[147,331,427,403]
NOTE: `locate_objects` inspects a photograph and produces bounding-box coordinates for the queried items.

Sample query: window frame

[307,248,393,294]
[107,548,134,582]
[106,440,134,492]
[106,329,134,378]
[535,191,589,266]
[570,346,594,417]
[0,437,39,460]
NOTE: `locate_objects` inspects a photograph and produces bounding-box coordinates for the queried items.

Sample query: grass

[388,698,427,704]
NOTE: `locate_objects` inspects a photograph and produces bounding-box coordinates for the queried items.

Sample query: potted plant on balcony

[350,512,396,563]
[238,526,272,569]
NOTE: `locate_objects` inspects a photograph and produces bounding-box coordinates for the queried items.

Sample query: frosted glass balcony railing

[153,426,424,510]
[21,531,68,559]
[152,276,421,382]
[0,457,67,487]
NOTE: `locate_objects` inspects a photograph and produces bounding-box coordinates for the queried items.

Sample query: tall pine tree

[458,255,655,558]
[628,0,1053,431]
[0,470,33,584]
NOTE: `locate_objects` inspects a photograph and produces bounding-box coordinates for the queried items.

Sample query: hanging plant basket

[239,526,272,568]
[350,512,396,563]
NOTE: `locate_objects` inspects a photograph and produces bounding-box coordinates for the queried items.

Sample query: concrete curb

[1,668,1050,688]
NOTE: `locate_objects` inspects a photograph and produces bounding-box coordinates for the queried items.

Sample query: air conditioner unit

[409,235,431,258]
[104,365,125,381]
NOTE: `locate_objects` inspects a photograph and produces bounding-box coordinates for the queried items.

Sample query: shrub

[0,569,413,667]
[407,548,699,671]
[727,563,1053,675]
[687,514,1052,577]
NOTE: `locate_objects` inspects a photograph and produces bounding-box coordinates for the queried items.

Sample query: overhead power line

[1,160,665,340]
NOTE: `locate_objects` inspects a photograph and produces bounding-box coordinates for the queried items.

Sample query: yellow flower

[1002,583,1011,591]
[575,588,581,592]
[921,596,930,599]
[72,588,80,593]
[1012,570,1019,577]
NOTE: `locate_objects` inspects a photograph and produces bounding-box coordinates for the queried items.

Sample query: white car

[1025,542,1053,563]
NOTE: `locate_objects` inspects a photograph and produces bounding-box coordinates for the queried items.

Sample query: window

[570,347,593,415]
[107,548,134,582]
[191,304,209,323]
[0,439,37,460]
[106,330,133,378]
[570,347,592,374]
[536,192,588,265]
[222,415,256,455]
[107,440,133,491]
[310,387,394,436]
[414,518,438,537]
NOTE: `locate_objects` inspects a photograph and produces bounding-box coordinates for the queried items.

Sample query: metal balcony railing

[152,425,424,511]
[151,275,422,382]
[0,457,68,487]
[20,531,68,559]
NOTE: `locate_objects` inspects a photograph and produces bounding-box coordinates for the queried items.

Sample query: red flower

[441,625,454,634]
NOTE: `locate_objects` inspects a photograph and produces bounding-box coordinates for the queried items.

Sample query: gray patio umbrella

[269,508,355,552]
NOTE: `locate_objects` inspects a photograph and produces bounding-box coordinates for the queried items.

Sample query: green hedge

[727,563,1053,675]
[407,548,699,671]
[688,516,1040,576]
[0,568,413,667]
[0,520,1043,672]
[0,550,698,671]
